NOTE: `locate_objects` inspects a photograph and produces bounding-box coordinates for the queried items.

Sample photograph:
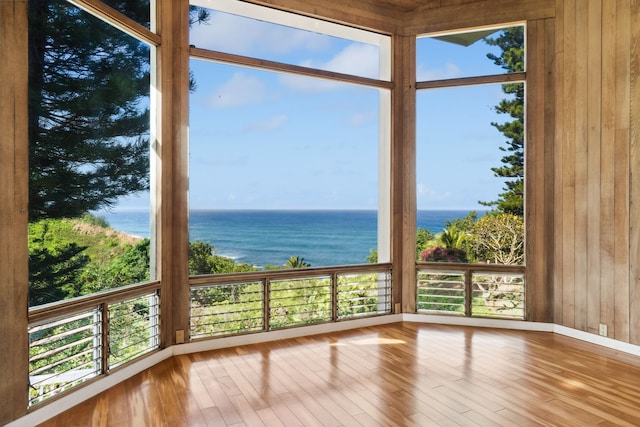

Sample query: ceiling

[374,0,433,12]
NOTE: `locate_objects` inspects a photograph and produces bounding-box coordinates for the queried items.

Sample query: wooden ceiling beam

[242,0,404,34]
[404,0,555,36]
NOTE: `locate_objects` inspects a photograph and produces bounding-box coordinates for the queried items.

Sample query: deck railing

[28,281,161,407]
[26,264,393,406]
[416,262,525,319]
[189,263,393,340]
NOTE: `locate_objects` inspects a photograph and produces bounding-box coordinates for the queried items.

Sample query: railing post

[464,270,472,317]
[331,272,339,321]
[98,303,109,374]
[263,278,270,331]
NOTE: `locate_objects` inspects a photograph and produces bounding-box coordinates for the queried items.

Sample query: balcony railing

[26,264,392,407]
[28,281,161,407]
[189,263,393,340]
[416,262,525,319]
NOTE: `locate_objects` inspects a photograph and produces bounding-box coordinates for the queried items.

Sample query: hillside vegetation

[28,214,150,305]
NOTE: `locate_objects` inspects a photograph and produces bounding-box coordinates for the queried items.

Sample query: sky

[109,7,521,212]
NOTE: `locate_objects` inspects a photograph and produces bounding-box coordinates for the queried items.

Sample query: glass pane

[188,6,383,80]
[416,83,524,265]
[28,0,152,306]
[101,0,151,30]
[416,26,524,81]
[188,59,381,271]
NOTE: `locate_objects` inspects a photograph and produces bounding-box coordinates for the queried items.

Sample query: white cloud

[416,62,461,81]
[189,11,331,56]
[279,43,380,92]
[347,112,374,127]
[246,114,289,132]
[208,72,266,108]
[417,183,452,201]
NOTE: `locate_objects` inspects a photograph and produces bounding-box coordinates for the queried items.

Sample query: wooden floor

[38,322,640,426]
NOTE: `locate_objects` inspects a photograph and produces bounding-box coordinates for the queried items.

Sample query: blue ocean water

[99,209,480,268]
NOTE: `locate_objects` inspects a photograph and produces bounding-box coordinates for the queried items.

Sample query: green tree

[28,0,152,221]
[80,238,150,295]
[438,225,466,249]
[27,1,209,304]
[29,243,89,306]
[416,227,435,260]
[366,248,378,264]
[471,213,524,265]
[285,256,310,269]
[480,27,525,216]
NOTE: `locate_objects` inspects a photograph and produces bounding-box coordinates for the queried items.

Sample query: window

[28,0,154,306]
[187,0,391,273]
[415,26,526,319]
[415,25,525,266]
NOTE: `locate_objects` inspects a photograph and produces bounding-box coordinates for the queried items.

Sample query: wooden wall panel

[552,0,565,324]
[629,0,640,344]
[560,0,577,329]
[554,0,637,343]
[613,0,631,344]
[0,1,29,423]
[599,0,616,338]
[573,0,589,332]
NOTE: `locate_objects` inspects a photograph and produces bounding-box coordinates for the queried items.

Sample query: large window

[27,0,154,306]
[415,25,525,266]
[415,26,526,319]
[187,0,391,273]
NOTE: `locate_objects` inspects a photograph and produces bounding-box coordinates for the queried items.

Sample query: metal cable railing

[28,281,161,407]
[189,264,393,340]
[417,262,525,319]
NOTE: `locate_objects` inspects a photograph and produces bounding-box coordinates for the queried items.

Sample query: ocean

[99,209,481,268]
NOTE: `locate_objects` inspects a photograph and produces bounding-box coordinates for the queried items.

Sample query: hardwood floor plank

[37,323,640,427]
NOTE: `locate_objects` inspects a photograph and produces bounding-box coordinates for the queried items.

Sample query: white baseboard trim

[553,325,640,357]
[402,313,640,356]
[174,314,404,355]
[402,313,554,332]
[7,348,173,427]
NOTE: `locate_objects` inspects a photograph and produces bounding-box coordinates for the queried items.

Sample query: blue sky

[109,8,520,212]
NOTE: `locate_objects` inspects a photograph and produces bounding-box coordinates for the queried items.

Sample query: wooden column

[391,35,416,313]
[525,18,556,322]
[157,0,191,346]
[0,0,30,423]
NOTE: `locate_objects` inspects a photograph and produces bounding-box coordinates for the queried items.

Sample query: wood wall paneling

[0,1,30,424]
[599,0,617,339]
[560,0,577,329]
[629,0,640,344]
[553,0,637,343]
[552,0,565,324]
[573,0,589,333]
[586,0,602,336]
[613,0,631,342]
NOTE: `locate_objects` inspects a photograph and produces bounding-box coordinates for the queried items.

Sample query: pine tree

[28,0,152,221]
[480,27,525,216]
